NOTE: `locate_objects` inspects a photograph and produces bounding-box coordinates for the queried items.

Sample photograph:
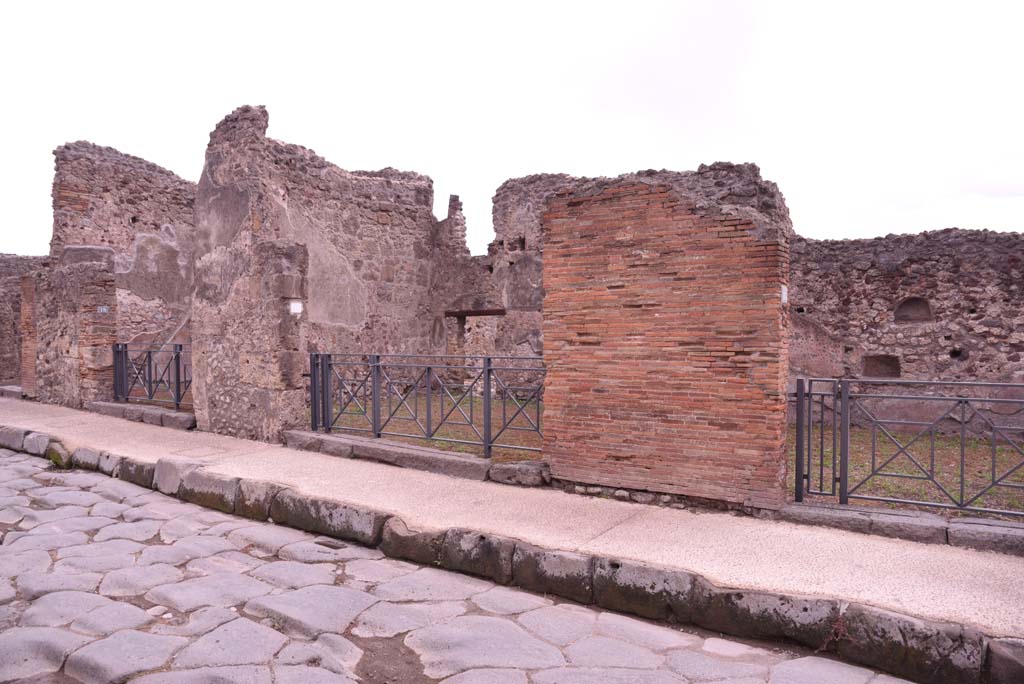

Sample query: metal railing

[309,353,545,456]
[113,343,192,409]
[793,378,1024,517]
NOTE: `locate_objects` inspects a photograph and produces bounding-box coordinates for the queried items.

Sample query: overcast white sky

[2,1,1022,256]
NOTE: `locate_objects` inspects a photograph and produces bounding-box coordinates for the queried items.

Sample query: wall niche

[894,296,932,323]
[863,354,901,378]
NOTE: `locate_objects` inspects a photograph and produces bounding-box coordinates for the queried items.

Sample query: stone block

[0,386,23,399]
[46,443,72,469]
[86,401,126,419]
[71,447,102,470]
[124,406,145,422]
[270,273,303,298]
[836,603,985,684]
[119,458,156,489]
[488,461,551,487]
[283,430,323,452]
[440,528,516,584]
[22,432,51,456]
[348,438,489,480]
[141,409,164,426]
[777,504,874,535]
[690,579,838,649]
[236,479,283,520]
[278,351,306,387]
[948,519,1024,557]
[986,638,1024,684]
[869,510,948,545]
[153,459,198,496]
[269,488,388,546]
[178,470,240,513]
[60,245,116,266]
[98,452,124,477]
[161,412,197,431]
[512,542,593,603]
[592,557,697,621]
[380,517,445,566]
[319,437,354,458]
[0,426,26,451]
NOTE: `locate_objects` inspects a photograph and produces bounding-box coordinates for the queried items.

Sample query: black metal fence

[793,378,1024,517]
[309,353,545,456]
[113,343,192,409]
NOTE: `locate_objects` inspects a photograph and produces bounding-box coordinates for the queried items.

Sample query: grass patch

[788,422,1024,517]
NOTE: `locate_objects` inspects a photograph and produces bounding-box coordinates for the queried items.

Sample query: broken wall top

[51,141,196,257]
[0,254,48,282]
[199,105,437,254]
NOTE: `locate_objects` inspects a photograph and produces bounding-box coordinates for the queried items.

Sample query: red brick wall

[542,181,790,510]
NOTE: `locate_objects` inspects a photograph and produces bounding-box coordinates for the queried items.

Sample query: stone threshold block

[778,502,1024,557]
[283,430,551,485]
[85,401,196,431]
[0,385,24,399]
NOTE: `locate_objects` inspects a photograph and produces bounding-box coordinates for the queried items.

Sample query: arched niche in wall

[894,296,933,323]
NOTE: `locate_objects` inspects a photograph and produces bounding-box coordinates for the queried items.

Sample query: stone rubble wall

[193,105,450,361]
[19,248,118,407]
[51,141,196,347]
[0,254,47,385]
[789,228,1024,384]
[541,165,791,509]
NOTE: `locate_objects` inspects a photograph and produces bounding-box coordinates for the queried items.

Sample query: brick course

[542,176,790,509]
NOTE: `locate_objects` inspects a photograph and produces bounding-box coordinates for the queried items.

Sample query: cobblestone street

[0,449,905,684]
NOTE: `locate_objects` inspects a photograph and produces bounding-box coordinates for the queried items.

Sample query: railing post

[321,354,332,434]
[309,353,320,432]
[795,378,805,503]
[371,354,382,438]
[483,357,493,458]
[839,379,850,505]
[172,344,182,410]
[425,364,433,438]
[145,350,154,400]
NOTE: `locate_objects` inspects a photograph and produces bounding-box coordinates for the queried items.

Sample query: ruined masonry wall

[52,142,196,347]
[21,256,118,407]
[0,254,47,385]
[789,229,1024,384]
[542,165,791,509]
[18,277,38,397]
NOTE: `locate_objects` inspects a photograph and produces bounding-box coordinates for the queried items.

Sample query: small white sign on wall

[288,300,304,316]
[781,285,789,305]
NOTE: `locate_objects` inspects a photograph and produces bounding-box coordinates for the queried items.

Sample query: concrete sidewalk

[2,397,1022,639]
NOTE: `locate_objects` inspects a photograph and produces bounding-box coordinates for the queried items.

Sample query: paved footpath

[1,398,1021,639]
[0,449,905,684]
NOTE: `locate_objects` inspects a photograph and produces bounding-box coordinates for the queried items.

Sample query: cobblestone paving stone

[0,449,910,683]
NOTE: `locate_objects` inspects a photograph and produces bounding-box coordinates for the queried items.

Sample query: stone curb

[0,421,1016,684]
[282,430,550,487]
